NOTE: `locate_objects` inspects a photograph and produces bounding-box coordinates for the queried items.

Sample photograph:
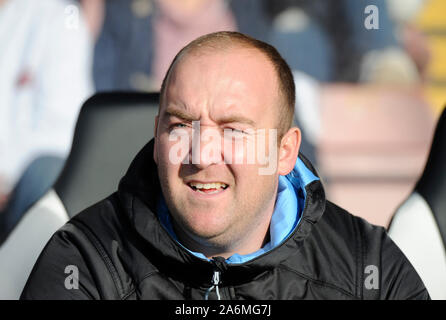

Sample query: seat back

[414,107,446,244]
[54,91,159,217]
[388,107,446,299]
[0,92,159,299]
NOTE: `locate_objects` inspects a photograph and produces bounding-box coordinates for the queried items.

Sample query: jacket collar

[118,139,326,282]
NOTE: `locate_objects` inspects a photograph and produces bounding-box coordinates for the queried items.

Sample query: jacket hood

[118,139,326,283]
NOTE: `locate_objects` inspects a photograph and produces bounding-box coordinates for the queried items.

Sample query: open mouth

[187,182,229,195]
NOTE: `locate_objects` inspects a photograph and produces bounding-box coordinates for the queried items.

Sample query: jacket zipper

[204,257,227,300]
[204,270,221,300]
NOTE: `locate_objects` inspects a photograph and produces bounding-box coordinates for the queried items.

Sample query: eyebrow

[165,107,199,122]
[165,107,256,127]
[218,115,256,127]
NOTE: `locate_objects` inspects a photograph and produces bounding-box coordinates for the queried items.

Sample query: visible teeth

[189,182,228,190]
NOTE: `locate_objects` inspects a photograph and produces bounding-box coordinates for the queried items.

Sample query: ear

[277,127,301,176]
[153,115,159,164]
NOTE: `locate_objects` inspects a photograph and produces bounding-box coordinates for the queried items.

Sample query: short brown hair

[160,31,295,138]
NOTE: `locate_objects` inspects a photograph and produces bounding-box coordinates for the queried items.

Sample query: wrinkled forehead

[160,47,280,116]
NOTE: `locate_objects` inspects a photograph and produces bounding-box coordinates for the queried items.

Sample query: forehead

[161,47,280,118]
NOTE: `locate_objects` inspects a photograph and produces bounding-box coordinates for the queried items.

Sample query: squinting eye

[223,128,247,140]
[170,123,188,129]
[231,128,250,135]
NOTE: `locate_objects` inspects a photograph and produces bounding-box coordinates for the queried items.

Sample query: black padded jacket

[21,140,430,300]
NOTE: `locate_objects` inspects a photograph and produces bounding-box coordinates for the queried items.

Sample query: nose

[191,125,224,169]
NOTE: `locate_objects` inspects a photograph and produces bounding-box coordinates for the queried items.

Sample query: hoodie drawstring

[204,270,221,300]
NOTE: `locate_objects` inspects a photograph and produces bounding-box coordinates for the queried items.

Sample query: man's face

[154,47,282,253]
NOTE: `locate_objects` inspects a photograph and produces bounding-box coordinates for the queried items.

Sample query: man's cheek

[229,141,247,164]
[167,129,191,165]
[223,135,256,165]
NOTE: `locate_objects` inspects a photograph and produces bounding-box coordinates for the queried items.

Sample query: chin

[182,210,229,239]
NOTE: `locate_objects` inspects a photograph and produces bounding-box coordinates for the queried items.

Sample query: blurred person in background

[385,0,430,82]
[261,0,422,168]
[93,0,237,92]
[90,0,423,100]
[263,0,410,83]
[0,0,93,242]
[78,0,105,41]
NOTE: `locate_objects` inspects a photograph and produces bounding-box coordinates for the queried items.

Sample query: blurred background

[0,0,445,228]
